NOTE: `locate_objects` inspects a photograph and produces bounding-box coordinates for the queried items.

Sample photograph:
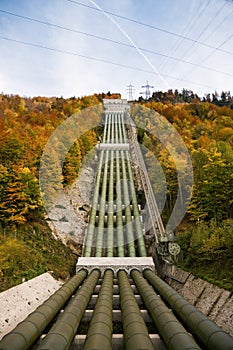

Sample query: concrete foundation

[76,257,155,276]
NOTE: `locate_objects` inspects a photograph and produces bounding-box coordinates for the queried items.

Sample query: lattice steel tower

[126,83,135,101]
[140,81,154,100]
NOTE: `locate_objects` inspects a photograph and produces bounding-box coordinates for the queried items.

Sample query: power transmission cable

[65,0,233,56]
[184,31,233,78]
[201,3,233,42]
[157,0,206,72]
[213,32,233,51]
[67,0,233,92]
[0,35,217,90]
[179,0,227,61]
[179,2,232,80]
[0,9,132,47]
[175,0,213,63]
[0,9,232,78]
[0,35,153,74]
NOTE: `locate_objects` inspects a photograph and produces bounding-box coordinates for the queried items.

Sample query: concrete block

[195,283,223,315]
[209,289,231,320]
[76,257,155,277]
[214,296,233,337]
[179,275,208,305]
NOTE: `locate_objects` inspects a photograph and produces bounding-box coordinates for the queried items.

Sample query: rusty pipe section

[0,270,87,350]
[144,269,233,350]
[83,269,113,350]
[118,270,154,350]
[37,269,100,350]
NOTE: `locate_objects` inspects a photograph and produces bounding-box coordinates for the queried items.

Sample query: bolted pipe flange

[168,242,181,256]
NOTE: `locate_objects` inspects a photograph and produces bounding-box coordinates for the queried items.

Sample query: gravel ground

[0,272,63,340]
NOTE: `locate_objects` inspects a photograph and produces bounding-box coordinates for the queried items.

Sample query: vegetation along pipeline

[0,98,233,350]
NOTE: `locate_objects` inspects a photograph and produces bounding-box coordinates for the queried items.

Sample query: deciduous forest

[0,90,232,292]
[0,92,119,291]
[136,91,233,291]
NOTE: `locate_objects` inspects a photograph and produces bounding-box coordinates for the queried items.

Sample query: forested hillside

[0,92,120,291]
[135,96,233,291]
[0,90,232,292]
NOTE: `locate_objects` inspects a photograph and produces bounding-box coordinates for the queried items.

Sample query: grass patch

[178,260,233,293]
[176,220,233,293]
[0,219,78,292]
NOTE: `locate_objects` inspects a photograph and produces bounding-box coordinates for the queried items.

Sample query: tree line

[140,88,233,109]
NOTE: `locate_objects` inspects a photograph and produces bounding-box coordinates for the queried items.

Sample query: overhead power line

[0,35,152,73]
[0,9,232,78]
[0,35,216,90]
[179,1,233,80]
[180,0,228,61]
[201,1,233,42]
[65,0,233,56]
[0,9,129,47]
[157,0,207,72]
[184,30,233,78]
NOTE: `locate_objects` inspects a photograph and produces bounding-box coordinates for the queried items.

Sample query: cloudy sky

[0,0,232,99]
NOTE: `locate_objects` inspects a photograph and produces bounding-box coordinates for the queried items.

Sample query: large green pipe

[118,113,123,143]
[97,113,117,256]
[0,270,87,350]
[131,270,201,350]
[114,114,125,256]
[95,149,109,257]
[120,151,136,257]
[117,115,135,256]
[115,113,119,144]
[83,270,113,350]
[118,270,154,350]
[144,269,233,350]
[120,113,146,256]
[107,113,112,143]
[86,113,112,257]
[111,113,115,144]
[37,269,100,350]
[106,113,115,256]
[116,148,125,257]
[125,151,147,257]
[84,149,104,257]
[120,113,127,143]
[115,114,125,256]
[102,113,109,143]
[107,149,114,257]
[84,113,110,256]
